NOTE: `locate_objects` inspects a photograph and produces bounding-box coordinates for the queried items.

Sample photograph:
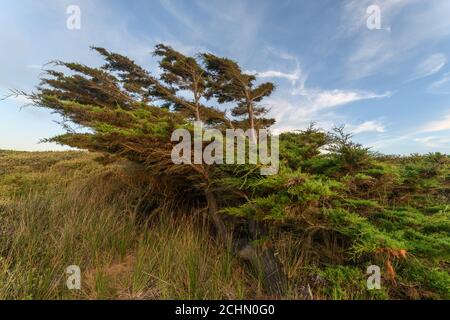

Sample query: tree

[327,126,372,175]
[26,44,285,295]
[202,54,275,137]
[153,44,225,124]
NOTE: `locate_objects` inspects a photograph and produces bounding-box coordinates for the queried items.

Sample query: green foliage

[222,127,450,299]
[279,124,329,169]
[317,266,388,300]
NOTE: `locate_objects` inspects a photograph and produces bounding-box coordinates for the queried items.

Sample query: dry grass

[0,150,254,300]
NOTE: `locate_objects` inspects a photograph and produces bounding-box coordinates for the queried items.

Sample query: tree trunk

[195,106,201,122]
[238,220,287,296]
[205,191,286,296]
[258,245,287,296]
[205,190,228,243]
[247,103,257,144]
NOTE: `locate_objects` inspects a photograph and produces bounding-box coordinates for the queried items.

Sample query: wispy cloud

[340,0,450,79]
[339,0,415,36]
[351,120,386,134]
[159,0,200,35]
[247,70,300,82]
[420,113,450,132]
[264,45,299,62]
[414,135,450,148]
[189,0,267,60]
[251,46,308,93]
[429,72,450,94]
[268,89,390,133]
[410,53,447,80]
[369,113,450,153]
[251,47,392,134]
[295,89,390,109]
[340,0,415,79]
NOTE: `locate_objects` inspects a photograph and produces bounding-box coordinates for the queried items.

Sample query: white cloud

[268,89,390,133]
[251,46,391,119]
[247,70,300,82]
[351,120,386,134]
[297,89,390,110]
[264,45,299,62]
[414,136,450,149]
[368,115,450,153]
[255,47,392,134]
[429,72,450,94]
[414,136,437,148]
[410,53,447,80]
[249,49,307,92]
[420,113,450,132]
[370,132,450,154]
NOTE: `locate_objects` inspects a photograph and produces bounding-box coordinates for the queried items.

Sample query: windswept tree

[25,44,285,294]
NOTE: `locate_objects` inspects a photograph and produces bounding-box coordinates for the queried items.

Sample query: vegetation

[1,45,449,299]
[0,148,448,299]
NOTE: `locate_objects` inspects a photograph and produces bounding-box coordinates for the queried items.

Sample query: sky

[1,0,450,154]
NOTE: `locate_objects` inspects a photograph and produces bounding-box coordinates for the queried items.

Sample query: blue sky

[1,0,450,154]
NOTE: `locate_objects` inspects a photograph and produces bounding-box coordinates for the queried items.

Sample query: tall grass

[0,151,251,300]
